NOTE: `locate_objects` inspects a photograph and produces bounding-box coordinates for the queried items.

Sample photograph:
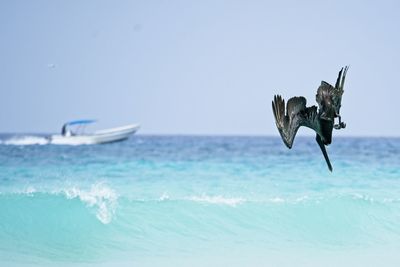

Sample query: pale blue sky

[1,0,399,136]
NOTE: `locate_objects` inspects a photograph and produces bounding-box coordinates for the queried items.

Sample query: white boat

[50,120,140,145]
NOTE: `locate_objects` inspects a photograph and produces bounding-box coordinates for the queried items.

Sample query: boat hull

[50,124,140,145]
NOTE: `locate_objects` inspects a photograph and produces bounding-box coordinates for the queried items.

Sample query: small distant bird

[272,66,348,171]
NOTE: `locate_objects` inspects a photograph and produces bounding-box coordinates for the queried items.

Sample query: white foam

[64,183,118,224]
[383,198,400,203]
[24,186,37,196]
[294,195,309,202]
[2,136,49,145]
[188,195,245,207]
[351,193,376,203]
[269,197,285,203]
[159,192,170,201]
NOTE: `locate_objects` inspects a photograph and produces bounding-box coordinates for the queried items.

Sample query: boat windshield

[61,120,96,136]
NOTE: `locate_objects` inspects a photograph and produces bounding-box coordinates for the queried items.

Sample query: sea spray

[63,183,118,224]
[2,135,49,145]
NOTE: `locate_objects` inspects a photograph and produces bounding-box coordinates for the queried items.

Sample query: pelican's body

[272,67,348,171]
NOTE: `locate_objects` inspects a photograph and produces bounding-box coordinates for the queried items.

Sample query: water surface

[1,135,399,266]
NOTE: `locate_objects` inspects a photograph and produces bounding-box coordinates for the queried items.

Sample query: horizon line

[0,132,399,139]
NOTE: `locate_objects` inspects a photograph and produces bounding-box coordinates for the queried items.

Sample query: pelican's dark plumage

[272,66,348,171]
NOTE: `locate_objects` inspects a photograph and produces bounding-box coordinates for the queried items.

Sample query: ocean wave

[2,183,118,224]
[6,188,400,207]
[62,183,118,224]
[3,188,400,225]
[149,193,400,207]
[1,135,49,145]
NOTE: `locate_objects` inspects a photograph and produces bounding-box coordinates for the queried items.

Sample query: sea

[0,134,400,267]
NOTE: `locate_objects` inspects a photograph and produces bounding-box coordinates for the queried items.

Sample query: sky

[1,0,400,136]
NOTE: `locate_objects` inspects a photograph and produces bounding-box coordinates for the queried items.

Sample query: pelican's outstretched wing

[272,95,319,148]
[332,66,348,114]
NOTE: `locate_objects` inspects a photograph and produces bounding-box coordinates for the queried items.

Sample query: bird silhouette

[272,66,348,171]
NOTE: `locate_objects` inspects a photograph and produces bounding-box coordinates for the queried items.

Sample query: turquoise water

[1,135,400,266]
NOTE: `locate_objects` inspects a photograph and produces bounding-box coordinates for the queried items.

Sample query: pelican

[272,66,348,171]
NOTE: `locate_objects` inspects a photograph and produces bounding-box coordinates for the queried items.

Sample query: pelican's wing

[316,81,334,110]
[272,95,331,170]
[332,66,348,114]
[272,95,307,148]
[301,105,319,131]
